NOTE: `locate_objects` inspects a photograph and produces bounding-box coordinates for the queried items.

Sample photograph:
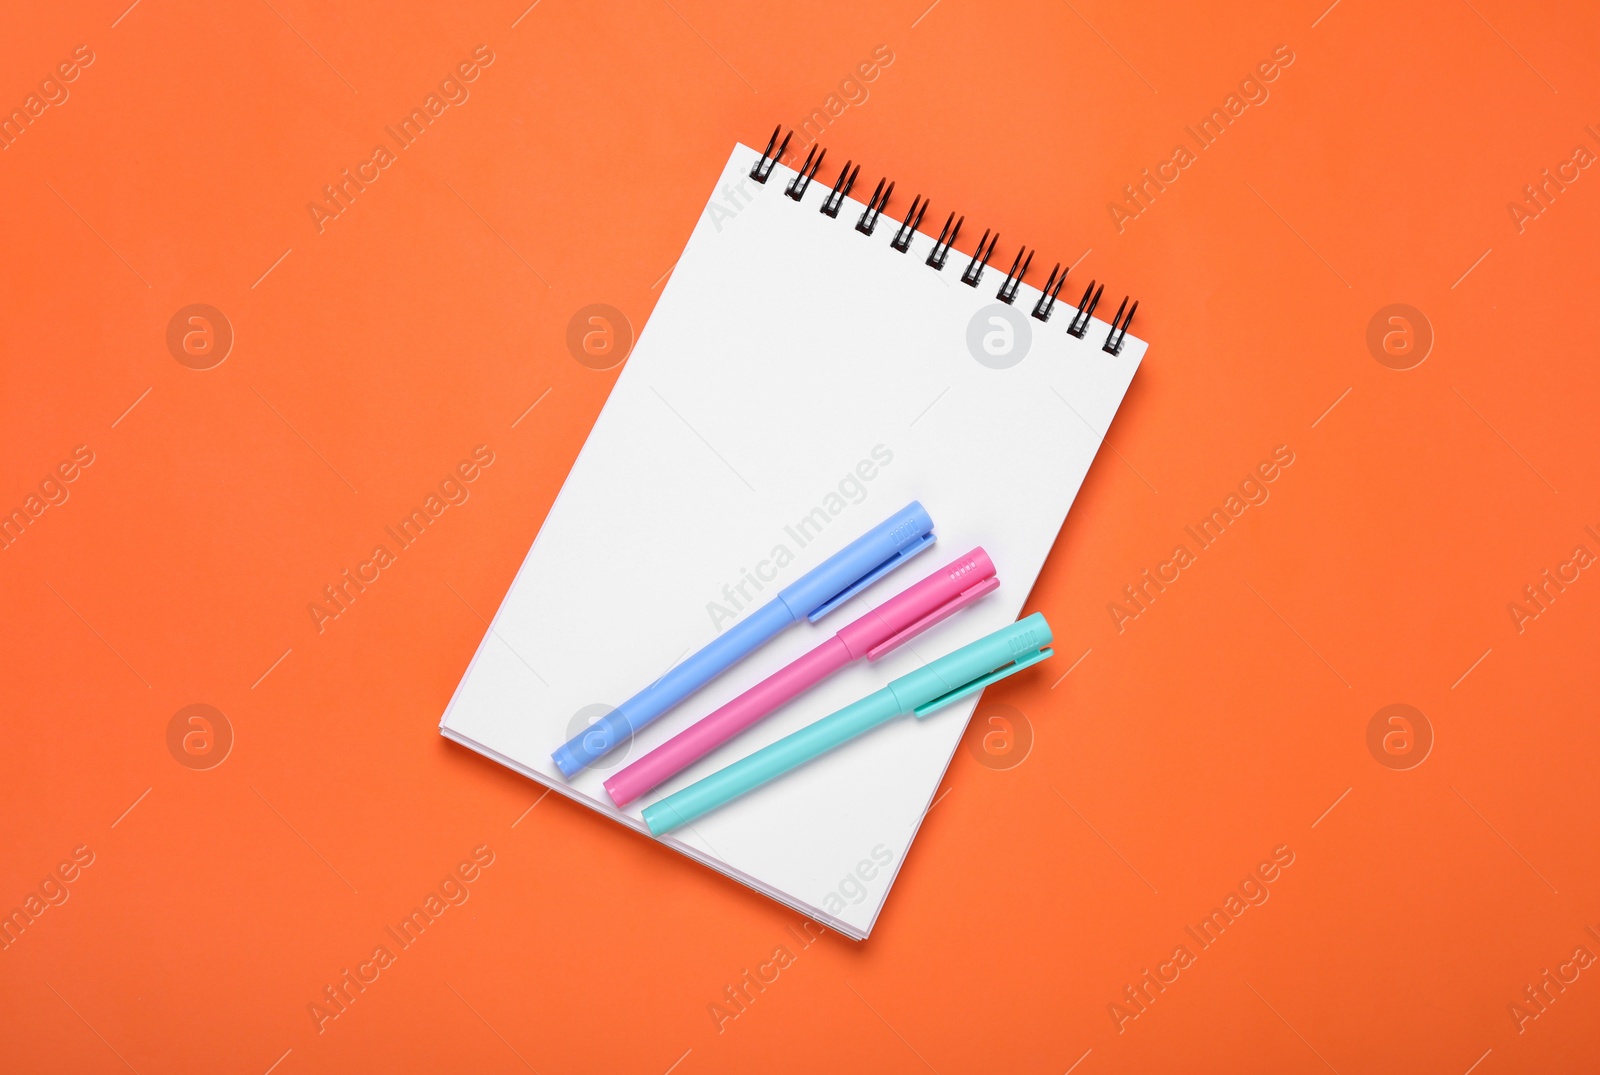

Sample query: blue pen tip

[552,744,584,778]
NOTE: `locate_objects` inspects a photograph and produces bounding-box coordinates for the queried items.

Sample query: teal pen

[642,613,1053,836]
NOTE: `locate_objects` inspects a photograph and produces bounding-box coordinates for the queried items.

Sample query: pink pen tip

[602,773,635,808]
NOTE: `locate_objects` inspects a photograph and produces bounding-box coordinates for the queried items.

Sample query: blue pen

[642,613,1054,835]
[552,501,937,777]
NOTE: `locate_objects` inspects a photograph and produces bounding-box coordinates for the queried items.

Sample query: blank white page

[441,141,1146,939]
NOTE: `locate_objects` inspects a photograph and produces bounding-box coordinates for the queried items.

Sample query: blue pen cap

[777,501,936,622]
[888,613,1054,718]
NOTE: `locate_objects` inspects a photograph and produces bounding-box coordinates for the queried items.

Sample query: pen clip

[911,646,1053,718]
[806,532,937,623]
[865,577,1000,661]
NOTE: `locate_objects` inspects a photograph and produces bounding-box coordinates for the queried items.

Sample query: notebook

[440,130,1147,939]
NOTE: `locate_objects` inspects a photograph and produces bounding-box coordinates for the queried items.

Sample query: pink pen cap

[836,546,998,660]
[604,547,999,806]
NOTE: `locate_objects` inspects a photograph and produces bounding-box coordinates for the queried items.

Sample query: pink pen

[604,547,999,806]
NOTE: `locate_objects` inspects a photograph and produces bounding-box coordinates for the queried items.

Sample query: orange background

[3,0,1598,1071]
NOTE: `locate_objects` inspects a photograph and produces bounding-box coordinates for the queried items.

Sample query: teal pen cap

[887,611,1053,719]
[642,613,1053,836]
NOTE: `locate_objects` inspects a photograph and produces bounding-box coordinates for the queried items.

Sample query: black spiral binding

[855,178,894,236]
[785,146,825,201]
[748,125,1137,352]
[1102,298,1138,355]
[996,248,1033,304]
[891,196,928,253]
[1066,282,1104,339]
[749,126,791,184]
[925,213,962,269]
[960,230,998,286]
[1032,263,1068,321]
[820,161,858,218]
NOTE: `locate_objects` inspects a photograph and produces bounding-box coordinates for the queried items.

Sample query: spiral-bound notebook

[441,131,1147,939]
